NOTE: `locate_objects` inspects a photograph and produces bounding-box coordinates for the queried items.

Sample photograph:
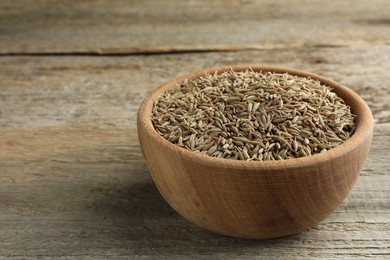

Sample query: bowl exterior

[138,124,372,238]
[137,65,373,239]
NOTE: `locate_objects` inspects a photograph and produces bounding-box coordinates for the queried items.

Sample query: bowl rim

[137,65,373,170]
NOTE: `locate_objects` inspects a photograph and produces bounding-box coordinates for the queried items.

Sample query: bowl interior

[138,65,373,170]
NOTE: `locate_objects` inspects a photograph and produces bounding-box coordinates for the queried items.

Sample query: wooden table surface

[1,0,389,258]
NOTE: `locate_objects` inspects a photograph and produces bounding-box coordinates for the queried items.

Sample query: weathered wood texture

[0,0,389,258]
[1,0,390,54]
[1,46,390,126]
[0,125,388,258]
[0,51,389,258]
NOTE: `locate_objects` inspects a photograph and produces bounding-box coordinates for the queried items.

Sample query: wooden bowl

[137,65,373,239]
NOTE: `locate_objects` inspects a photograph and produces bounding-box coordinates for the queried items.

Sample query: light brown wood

[1,0,389,256]
[0,124,388,257]
[1,46,390,127]
[1,0,390,54]
[137,65,374,238]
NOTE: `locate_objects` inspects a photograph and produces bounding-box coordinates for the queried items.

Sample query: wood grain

[1,46,390,127]
[0,51,389,254]
[1,0,390,54]
[0,0,389,257]
[0,124,388,257]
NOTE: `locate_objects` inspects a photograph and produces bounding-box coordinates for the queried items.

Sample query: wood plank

[0,124,388,258]
[0,0,390,53]
[1,46,389,126]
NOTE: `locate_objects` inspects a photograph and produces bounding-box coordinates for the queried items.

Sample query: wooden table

[1,1,389,258]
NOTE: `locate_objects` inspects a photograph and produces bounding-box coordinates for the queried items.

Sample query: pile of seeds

[151,69,356,161]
